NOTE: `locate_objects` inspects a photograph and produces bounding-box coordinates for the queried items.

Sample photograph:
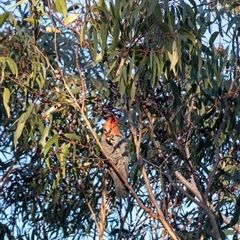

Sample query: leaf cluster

[0,0,240,239]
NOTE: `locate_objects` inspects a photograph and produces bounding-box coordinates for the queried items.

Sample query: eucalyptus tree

[0,0,240,239]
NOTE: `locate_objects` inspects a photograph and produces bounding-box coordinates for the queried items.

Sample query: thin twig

[174,171,222,240]
[60,47,178,238]
[204,104,229,199]
[99,170,107,240]
[127,98,180,240]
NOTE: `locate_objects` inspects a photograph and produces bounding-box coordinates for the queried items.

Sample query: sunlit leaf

[0,12,9,27]
[3,87,11,118]
[23,17,38,25]
[167,40,178,74]
[46,27,61,33]
[64,14,79,26]
[9,0,28,9]
[53,0,67,18]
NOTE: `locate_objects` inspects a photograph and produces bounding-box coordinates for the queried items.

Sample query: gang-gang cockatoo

[101,116,129,198]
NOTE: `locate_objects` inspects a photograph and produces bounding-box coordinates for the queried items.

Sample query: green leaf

[45,157,50,169]
[114,0,120,20]
[45,27,61,33]
[39,126,51,147]
[23,17,38,25]
[119,75,126,97]
[156,22,171,32]
[108,20,120,51]
[202,107,216,121]
[132,0,145,16]
[3,88,11,118]
[43,134,61,157]
[9,0,28,9]
[0,12,9,27]
[198,101,205,116]
[166,10,174,32]
[100,22,108,50]
[188,0,198,14]
[52,190,61,206]
[130,79,136,104]
[109,2,116,19]
[155,55,163,79]
[201,89,215,104]
[167,40,178,74]
[139,56,148,69]
[170,81,181,106]
[122,65,127,84]
[93,28,98,64]
[6,57,18,76]
[209,31,219,46]
[213,66,221,86]
[128,51,135,82]
[64,133,80,141]
[226,16,237,33]
[14,103,34,147]
[178,27,195,43]
[49,173,61,196]
[53,0,67,18]
[106,59,117,77]
[223,164,235,172]
[148,0,158,16]
[177,36,182,72]
[59,143,70,178]
[152,54,157,85]
[64,14,79,25]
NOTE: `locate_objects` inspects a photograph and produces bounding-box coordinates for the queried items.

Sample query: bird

[101,116,129,198]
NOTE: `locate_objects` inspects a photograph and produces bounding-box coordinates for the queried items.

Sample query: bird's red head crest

[103,116,119,138]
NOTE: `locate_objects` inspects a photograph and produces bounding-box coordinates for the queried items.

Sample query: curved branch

[61,47,180,240]
[174,171,220,239]
[205,104,230,198]
[99,170,108,240]
[174,171,240,237]
[128,104,180,240]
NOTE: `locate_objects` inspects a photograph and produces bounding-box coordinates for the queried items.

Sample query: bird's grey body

[101,133,129,198]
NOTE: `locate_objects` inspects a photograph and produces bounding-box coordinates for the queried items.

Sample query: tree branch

[204,104,229,199]
[128,102,180,240]
[99,170,108,240]
[60,46,181,239]
[174,170,240,238]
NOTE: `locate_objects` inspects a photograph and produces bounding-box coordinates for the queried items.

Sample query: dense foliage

[0,0,240,239]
